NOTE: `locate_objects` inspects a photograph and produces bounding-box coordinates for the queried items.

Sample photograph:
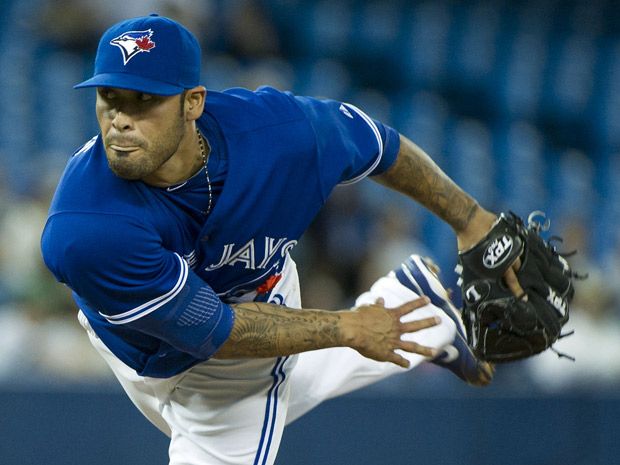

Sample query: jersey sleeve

[290,93,401,188]
[41,212,234,360]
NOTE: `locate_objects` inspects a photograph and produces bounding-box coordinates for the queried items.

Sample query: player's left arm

[285,91,522,297]
[373,134,523,296]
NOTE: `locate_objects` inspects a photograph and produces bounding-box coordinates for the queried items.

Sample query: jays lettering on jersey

[41,86,400,377]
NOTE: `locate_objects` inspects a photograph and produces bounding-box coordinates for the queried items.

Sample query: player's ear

[184,86,206,121]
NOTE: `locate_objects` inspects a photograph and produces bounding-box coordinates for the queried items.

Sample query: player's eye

[138,93,153,102]
[99,88,116,100]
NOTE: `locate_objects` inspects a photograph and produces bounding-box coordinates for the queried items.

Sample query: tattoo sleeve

[374,134,479,233]
[213,302,344,359]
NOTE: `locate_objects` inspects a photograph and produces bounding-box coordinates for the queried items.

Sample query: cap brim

[74,73,185,96]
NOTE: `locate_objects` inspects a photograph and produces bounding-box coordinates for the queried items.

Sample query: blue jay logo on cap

[110,29,156,65]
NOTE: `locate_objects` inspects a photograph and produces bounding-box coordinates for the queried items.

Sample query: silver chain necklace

[196,127,213,216]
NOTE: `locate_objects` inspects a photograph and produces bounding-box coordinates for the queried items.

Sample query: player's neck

[142,124,205,187]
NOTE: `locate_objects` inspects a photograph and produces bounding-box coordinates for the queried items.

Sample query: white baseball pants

[79,256,456,465]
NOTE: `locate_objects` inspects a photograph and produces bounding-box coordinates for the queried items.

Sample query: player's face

[96,88,186,180]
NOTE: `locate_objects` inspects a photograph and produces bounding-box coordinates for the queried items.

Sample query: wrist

[456,207,497,252]
[336,310,360,350]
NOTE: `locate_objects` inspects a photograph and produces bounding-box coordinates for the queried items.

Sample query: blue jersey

[41,86,400,378]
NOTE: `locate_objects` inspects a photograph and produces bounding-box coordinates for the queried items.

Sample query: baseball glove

[457,211,575,363]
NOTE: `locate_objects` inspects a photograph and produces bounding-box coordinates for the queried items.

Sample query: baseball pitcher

[41,14,574,465]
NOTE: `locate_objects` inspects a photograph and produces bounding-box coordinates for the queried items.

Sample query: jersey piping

[99,253,189,325]
[338,102,384,185]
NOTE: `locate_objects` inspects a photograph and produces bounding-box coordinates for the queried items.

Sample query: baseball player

[41,14,502,465]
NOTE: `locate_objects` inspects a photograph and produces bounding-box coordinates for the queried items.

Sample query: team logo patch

[110,29,156,65]
[483,235,513,269]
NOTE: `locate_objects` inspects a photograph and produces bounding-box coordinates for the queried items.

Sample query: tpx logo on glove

[483,236,513,268]
[547,287,567,316]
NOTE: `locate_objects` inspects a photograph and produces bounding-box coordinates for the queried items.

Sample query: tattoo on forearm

[220,302,342,358]
[377,136,478,232]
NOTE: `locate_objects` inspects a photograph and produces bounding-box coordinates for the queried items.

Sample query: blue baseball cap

[74,14,201,96]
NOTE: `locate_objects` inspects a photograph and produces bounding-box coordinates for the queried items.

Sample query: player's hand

[503,256,525,298]
[341,296,440,368]
[456,208,525,298]
[469,361,495,387]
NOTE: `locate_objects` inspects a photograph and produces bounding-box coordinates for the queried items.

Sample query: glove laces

[550,330,576,361]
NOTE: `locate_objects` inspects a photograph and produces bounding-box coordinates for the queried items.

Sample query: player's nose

[110,110,134,132]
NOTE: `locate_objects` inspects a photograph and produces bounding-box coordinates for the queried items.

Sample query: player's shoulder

[53,133,99,187]
[49,134,151,221]
[72,134,99,158]
[41,205,154,285]
[59,134,103,180]
[43,136,155,273]
[204,86,305,133]
[221,85,298,110]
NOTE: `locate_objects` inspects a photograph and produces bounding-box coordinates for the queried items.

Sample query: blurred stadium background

[1,0,619,464]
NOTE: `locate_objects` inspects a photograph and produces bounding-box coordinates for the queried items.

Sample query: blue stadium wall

[2,388,618,465]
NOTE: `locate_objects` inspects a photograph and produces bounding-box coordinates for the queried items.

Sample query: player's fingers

[504,263,526,299]
[470,362,494,387]
[374,297,385,306]
[480,362,494,382]
[393,296,430,317]
[386,351,410,369]
[396,340,439,358]
[400,316,440,333]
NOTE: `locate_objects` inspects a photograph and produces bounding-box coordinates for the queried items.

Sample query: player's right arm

[216,297,438,368]
[41,213,438,369]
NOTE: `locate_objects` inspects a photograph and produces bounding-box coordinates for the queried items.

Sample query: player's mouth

[109,144,140,154]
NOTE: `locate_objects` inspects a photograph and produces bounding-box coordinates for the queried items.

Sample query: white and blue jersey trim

[73,135,98,157]
[99,253,189,325]
[339,102,384,185]
[254,356,290,465]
